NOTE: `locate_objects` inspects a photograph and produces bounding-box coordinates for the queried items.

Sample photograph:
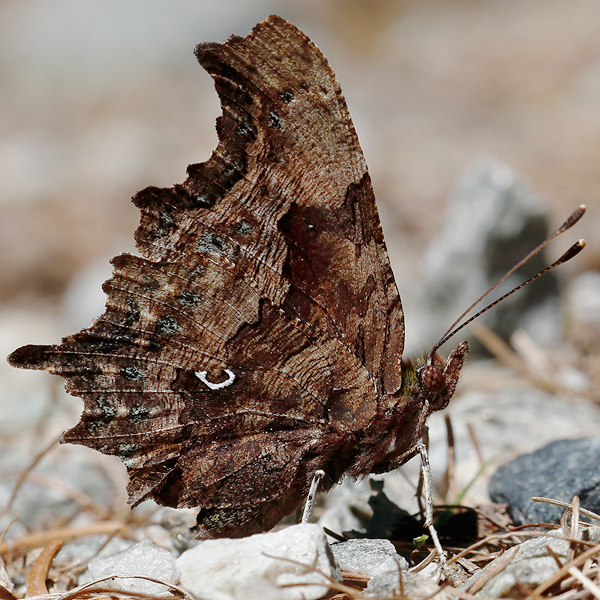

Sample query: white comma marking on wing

[195,368,236,390]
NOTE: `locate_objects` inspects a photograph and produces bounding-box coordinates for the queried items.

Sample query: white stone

[176,524,339,600]
[85,538,179,596]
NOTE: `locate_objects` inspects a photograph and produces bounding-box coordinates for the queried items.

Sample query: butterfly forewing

[133,16,404,394]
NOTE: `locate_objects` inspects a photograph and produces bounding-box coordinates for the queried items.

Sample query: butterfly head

[415,340,470,413]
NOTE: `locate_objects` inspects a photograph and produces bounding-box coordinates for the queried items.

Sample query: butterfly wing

[8,16,404,536]
[134,15,404,396]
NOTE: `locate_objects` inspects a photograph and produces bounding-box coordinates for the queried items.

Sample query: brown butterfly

[8,15,584,544]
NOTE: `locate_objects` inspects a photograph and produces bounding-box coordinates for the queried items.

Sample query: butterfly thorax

[348,340,469,478]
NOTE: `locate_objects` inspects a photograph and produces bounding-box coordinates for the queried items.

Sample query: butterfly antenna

[431,205,586,355]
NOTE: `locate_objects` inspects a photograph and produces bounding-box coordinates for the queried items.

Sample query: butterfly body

[8,16,468,538]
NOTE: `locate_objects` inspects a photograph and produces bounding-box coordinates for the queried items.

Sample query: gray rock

[489,437,600,525]
[331,538,445,598]
[409,155,560,354]
[462,526,600,597]
[331,538,406,597]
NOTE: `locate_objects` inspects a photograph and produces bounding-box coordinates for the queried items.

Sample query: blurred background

[2,0,599,312]
[1,0,600,544]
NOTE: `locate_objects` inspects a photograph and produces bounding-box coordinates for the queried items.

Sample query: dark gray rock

[489,437,600,525]
[408,155,561,354]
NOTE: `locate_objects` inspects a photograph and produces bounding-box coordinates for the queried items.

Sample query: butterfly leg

[371,442,457,582]
[301,469,325,524]
[414,442,457,581]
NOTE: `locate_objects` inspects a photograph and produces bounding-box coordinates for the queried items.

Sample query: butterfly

[8,15,582,542]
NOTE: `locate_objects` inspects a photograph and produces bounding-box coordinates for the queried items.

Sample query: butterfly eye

[419,364,445,393]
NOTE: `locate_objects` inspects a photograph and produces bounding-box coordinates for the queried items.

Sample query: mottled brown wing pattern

[133,15,404,395]
[11,248,378,502]
[8,15,406,536]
